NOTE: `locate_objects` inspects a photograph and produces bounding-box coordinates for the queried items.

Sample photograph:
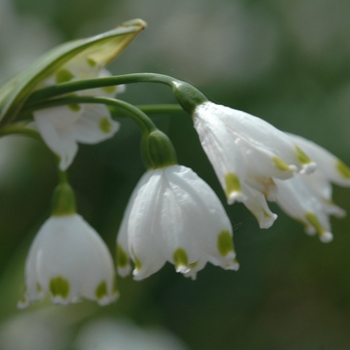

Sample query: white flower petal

[193,104,247,204]
[30,57,120,170]
[275,176,333,243]
[242,184,278,229]
[127,172,168,280]
[33,110,78,171]
[288,133,350,187]
[19,214,117,308]
[72,104,120,144]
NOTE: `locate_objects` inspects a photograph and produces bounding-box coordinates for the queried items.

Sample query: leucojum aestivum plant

[1,19,349,307]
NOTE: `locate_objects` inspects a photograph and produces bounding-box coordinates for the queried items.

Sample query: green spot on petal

[86,58,97,67]
[173,248,188,269]
[68,104,81,112]
[102,86,117,94]
[336,160,350,179]
[263,210,272,218]
[99,117,112,134]
[217,230,234,257]
[95,281,108,300]
[36,283,42,293]
[189,261,198,269]
[117,244,129,268]
[55,69,74,84]
[225,173,242,198]
[273,157,291,171]
[49,276,70,299]
[296,146,312,164]
[305,212,325,236]
[134,254,142,271]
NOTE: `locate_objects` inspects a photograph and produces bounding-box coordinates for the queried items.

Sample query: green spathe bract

[0,18,146,127]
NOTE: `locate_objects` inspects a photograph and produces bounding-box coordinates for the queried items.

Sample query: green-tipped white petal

[116,165,238,280]
[275,176,334,243]
[288,133,350,187]
[193,104,247,204]
[193,102,316,188]
[18,214,117,308]
[32,63,120,170]
[72,104,120,144]
[242,184,278,229]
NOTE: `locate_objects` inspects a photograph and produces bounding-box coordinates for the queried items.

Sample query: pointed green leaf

[0,18,146,127]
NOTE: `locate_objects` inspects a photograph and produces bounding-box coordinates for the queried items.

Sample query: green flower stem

[0,124,42,141]
[52,170,76,216]
[24,96,157,135]
[25,73,208,115]
[24,95,177,169]
[135,104,184,115]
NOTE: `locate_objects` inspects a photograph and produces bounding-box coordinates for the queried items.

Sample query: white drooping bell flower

[117,164,239,281]
[18,182,118,308]
[192,101,316,228]
[275,133,350,242]
[32,55,123,171]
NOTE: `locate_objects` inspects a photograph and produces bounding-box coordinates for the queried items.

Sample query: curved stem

[26,73,180,105]
[136,104,184,115]
[25,73,208,115]
[24,96,157,135]
[23,95,164,168]
[0,125,42,141]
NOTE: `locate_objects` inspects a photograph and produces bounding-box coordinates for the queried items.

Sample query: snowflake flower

[193,101,316,228]
[32,55,123,170]
[18,214,118,308]
[117,165,239,280]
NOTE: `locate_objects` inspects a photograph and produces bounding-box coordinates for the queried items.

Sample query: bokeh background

[1,0,350,349]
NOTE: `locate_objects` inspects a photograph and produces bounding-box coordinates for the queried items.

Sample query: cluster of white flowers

[15,29,350,309]
[193,101,350,242]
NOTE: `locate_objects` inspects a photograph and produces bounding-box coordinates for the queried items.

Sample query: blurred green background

[1,0,350,349]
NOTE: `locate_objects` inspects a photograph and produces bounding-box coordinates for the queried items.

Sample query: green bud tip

[52,182,76,216]
[172,81,207,115]
[146,130,177,169]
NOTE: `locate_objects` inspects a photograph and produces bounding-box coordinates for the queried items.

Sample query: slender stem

[24,95,162,168]
[136,104,184,115]
[0,125,42,141]
[24,96,157,135]
[26,73,180,105]
[58,170,68,184]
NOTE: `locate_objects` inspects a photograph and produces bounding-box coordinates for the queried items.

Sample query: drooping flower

[192,101,316,228]
[117,164,239,281]
[275,133,350,242]
[32,55,123,170]
[19,181,117,308]
[18,214,118,308]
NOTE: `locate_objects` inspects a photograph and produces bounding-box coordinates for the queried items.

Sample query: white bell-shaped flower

[193,102,316,198]
[32,55,123,170]
[275,133,350,242]
[192,101,315,228]
[18,214,118,308]
[117,164,239,281]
